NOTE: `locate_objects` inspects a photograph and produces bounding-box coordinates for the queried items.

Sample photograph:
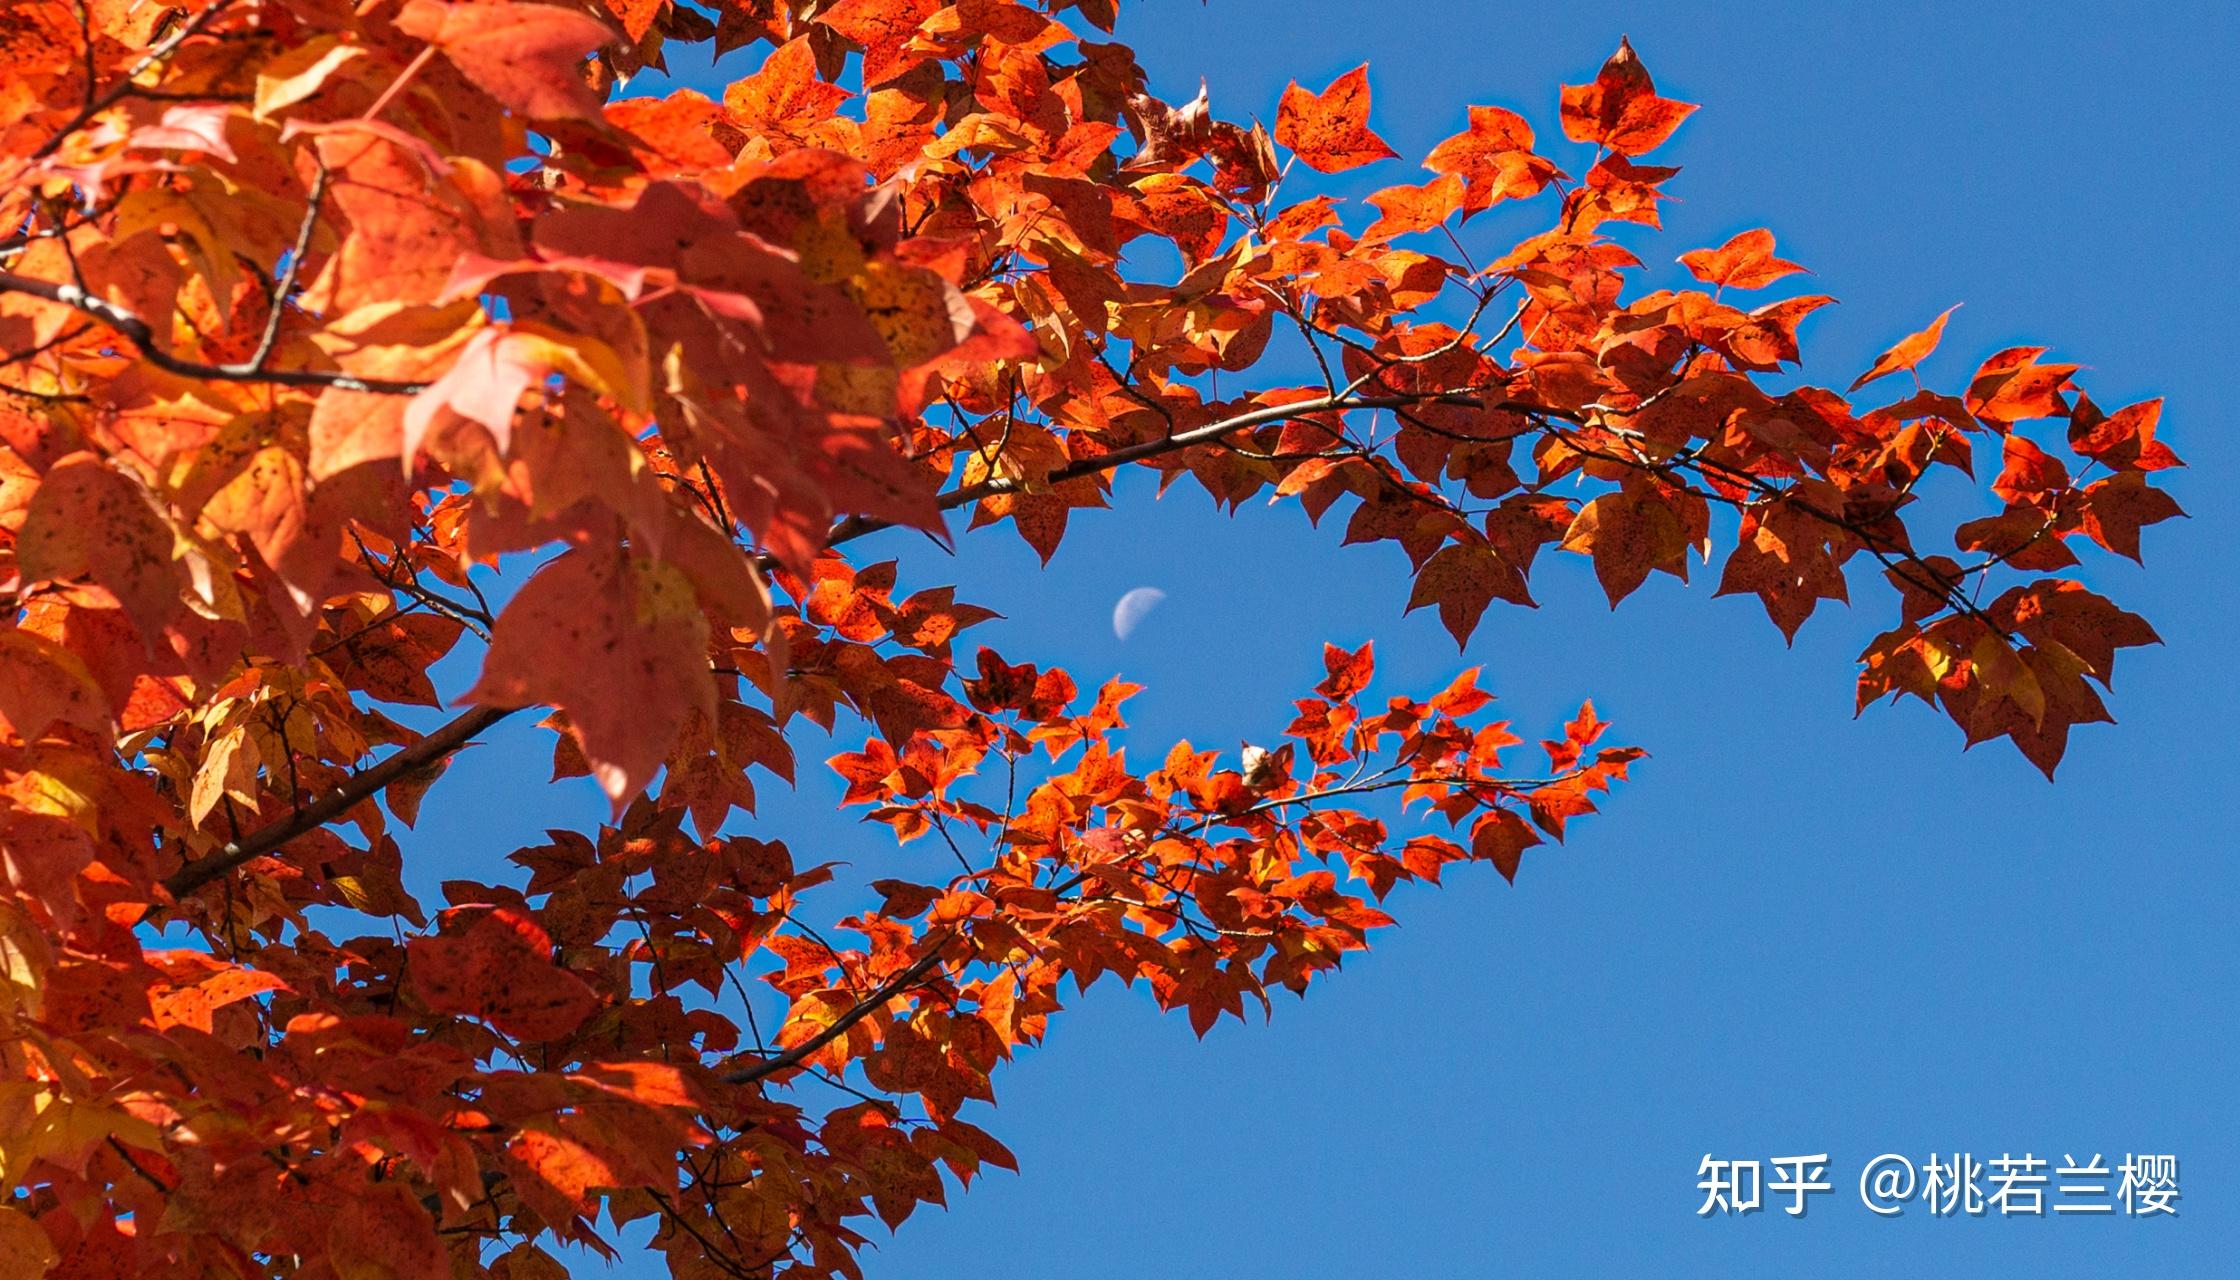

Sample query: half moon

[1112,586,1167,641]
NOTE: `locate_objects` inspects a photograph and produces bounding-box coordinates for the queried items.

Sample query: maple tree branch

[1229,767,1572,821]
[32,0,239,161]
[105,1136,169,1192]
[719,939,955,1087]
[1529,414,2019,641]
[352,530,495,635]
[156,387,1541,898]
[646,1188,765,1280]
[1321,340,1997,635]
[246,160,329,372]
[0,322,93,380]
[1090,890,1281,940]
[148,387,1904,904]
[826,389,1499,545]
[162,704,513,897]
[0,270,427,394]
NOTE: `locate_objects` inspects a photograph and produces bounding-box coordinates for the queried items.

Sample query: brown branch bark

[0,271,428,394]
[719,940,954,1087]
[163,704,512,897]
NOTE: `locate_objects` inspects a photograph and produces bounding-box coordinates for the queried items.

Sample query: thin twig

[720,938,954,1086]
[32,0,239,162]
[247,160,330,372]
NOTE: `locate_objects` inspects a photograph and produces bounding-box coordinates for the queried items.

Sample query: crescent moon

[1112,586,1167,641]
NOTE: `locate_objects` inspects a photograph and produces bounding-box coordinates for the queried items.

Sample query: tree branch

[720,939,954,1086]
[163,704,513,897]
[33,0,238,162]
[0,270,428,394]
[245,159,329,372]
[155,387,1522,898]
[824,389,1501,545]
[148,376,1994,902]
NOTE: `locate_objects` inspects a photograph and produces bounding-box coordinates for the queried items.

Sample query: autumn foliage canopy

[0,0,2182,1276]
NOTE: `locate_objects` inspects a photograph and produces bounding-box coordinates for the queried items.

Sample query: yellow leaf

[510,321,649,415]
[0,1084,159,1191]
[254,37,363,120]
[0,904,48,1019]
[188,725,260,829]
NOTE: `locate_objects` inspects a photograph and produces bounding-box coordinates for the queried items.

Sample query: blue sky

[411,3,2236,1274]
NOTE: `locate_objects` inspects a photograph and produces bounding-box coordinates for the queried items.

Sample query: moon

[1111,586,1167,641]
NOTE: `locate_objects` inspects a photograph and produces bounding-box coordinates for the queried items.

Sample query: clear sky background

[407,2,2237,1275]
